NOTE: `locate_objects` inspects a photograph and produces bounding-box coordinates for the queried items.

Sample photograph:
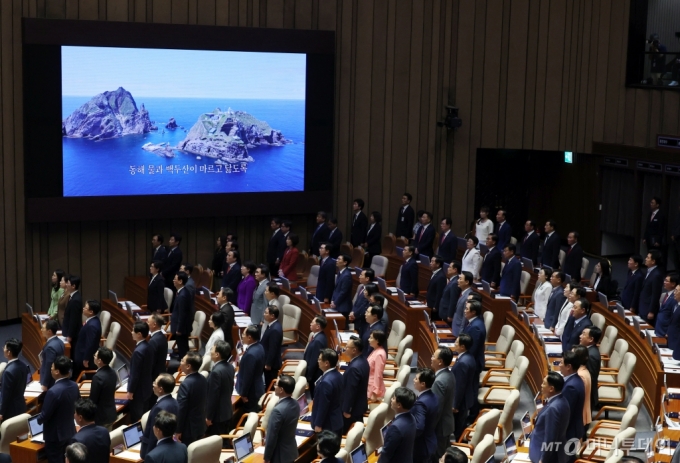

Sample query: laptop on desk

[28,415,44,444]
[109,290,121,306]
[376,420,392,454]
[597,292,608,308]
[350,443,369,463]
[122,422,143,450]
[504,432,518,462]
[233,433,255,462]
[116,365,130,393]
[481,280,491,295]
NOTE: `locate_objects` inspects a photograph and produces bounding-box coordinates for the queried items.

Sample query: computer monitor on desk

[122,422,143,449]
[350,443,368,463]
[521,258,533,272]
[376,277,387,291]
[233,433,255,461]
[108,290,120,305]
[28,415,44,444]
[481,280,491,294]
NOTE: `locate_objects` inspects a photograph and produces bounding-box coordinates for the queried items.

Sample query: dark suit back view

[38,378,81,463]
[263,396,300,463]
[89,365,118,427]
[176,372,208,446]
[148,274,168,312]
[62,291,83,354]
[236,342,266,412]
[206,360,235,436]
[144,438,188,463]
[432,368,456,459]
[0,359,28,420]
[70,424,111,463]
[39,336,65,390]
[141,395,179,459]
[128,339,154,422]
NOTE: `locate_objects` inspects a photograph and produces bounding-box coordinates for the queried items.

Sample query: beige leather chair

[99,310,112,338]
[342,422,364,454]
[109,425,126,451]
[188,311,206,351]
[388,335,412,362]
[598,325,618,360]
[581,258,590,279]
[141,410,150,430]
[590,313,606,331]
[520,271,531,297]
[292,376,308,400]
[104,321,121,351]
[0,413,30,453]
[281,304,302,346]
[559,249,566,268]
[199,354,212,373]
[478,356,529,405]
[164,288,174,309]
[453,409,501,455]
[0,363,7,380]
[587,405,638,440]
[598,353,636,406]
[483,339,524,372]
[384,348,412,378]
[278,294,291,307]
[464,389,519,443]
[384,364,411,388]
[188,435,222,463]
[224,412,263,445]
[484,325,515,367]
[470,435,496,463]
[483,311,494,342]
[259,394,279,430]
[362,403,389,455]
[588,387,643,433]
[386,320,406,351]
[281,359,307,378]
[306,265,320,288]
[577,427,635,461]
[600,340,629,381]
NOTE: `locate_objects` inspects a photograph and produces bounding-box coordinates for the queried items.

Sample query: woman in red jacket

[278,233,300,282]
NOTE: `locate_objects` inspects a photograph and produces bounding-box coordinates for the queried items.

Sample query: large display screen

[61,47,306,196]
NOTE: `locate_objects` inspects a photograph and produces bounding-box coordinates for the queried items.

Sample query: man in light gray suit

[431,346,456,461]
[251,264,270,326]
[452,272,473,336]
[263,375,299,463]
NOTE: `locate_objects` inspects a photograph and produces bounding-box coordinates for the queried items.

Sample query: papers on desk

[115,450,143,460]
[668,388,680,394]
[536,327,553,335]
[26,381,43,393]
[255,446,266,454]
[297,422,313,431]
[661,357,680,366]
[295,436,307,446]
[514,452,531,462]
[338,332,355,342]
[495,295,511,300]
[437,329,452,335]
[544,344,563,355]
[117,383,128,393]
[235,316,252,328]
[407,301,427,308]
[24,391,41,398]
[660,348,674,356]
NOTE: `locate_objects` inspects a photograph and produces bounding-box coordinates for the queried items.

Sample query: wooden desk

[10,439,46,463]
[103,299,137,361]
[21,313,71,371]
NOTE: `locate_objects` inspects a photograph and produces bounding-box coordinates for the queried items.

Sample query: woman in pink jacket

[367,330,387,401]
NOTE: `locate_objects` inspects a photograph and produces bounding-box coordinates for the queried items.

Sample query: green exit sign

[564,151,573,163]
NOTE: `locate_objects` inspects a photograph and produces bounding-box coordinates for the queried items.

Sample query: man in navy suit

[38,356,81,463]
[411,368,439,462]
[220,250,242,293]
[147,314,169,394]
[316,430,345,463]
[430,346,456,460]
[350,269,374,336]
[521,220,540,265]
[205,341,235,436]
[162,233,183,290]
[480,234,502,288]
[559,350,585,447]
[413,212,435,257]
[331,254,353,322]
[141,373,179,459]
[171,272,194,360]
[451,334,478,439]
[266,217,286,274]
[580,327,602,408]
[341,337,370,433]
[361,305,386,358]
[462,301,486,375]
[437,218,457,263]
[310,211,330,255]
[639,250,665,324]
[175,352,207,446]
[395,193,415,238]
[350,199,369,247]
[71,399,111,463]
[561,298,593,352]
[304,316,328,395]
[263,375,300,463]
[541,220,561,269]
[73,299,102,380]
[452,272,473,336]
[378,387,417,463]
[151,234,168,264]
[655,274,678,337]
[261,305,284,387]
[326,218,343,258]
[529,372,570,463]
[621,255,645,311]
[494,210,512,251]
[62,275,82,360]
[145,411,188,463]
[399,246,419,296]
[439,262,462,324]
[499,244,522,299]
[311,349,344,435]
[427,256,447,320]
[0,339,28,421]
[562,232,584,282]
[40,320,64,391]
[316,243,336,303]
[128,321,154,422]
[148,261,168,312]
[237,325,266,412]
[644,196,666,250]
[90,347,117,428]
[544,271,566,329]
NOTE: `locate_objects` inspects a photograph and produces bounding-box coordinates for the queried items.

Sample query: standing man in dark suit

[305,316,328,395]
[411,368,439,462]
[148,261,168,313]
[147,314,169,399]
[0,339,28,421]
[462,301,486,376]
[350,198,368,247]
[413,212,435,257]
[529,373,570,463]
[236,325,266,412]
[562,232,584,282]
[451,334,478,439]
[559,350,585,446]
[399,246,419,296]
[544,271,566,329]
[316,243,336,304]
[363,211,383,264]
[89,347,117,429]
[499,245,522,300]
[521,220,540,265]
[38,356,81,463]
[62,275,82,360]
[261,305,284,387]
[171,272,193,360]
[205,340,234,436]
[128,321,153,422]
[341,337,370,433]
[310,211,330,256]
[430,346,456,461]
[639,250,665,324]
[396,193,415,239]
[71,399,111,463]
[145,411,188,463]
[361,306,386,358]
[74,300,102,380]
[40,319,64,391]
[326,218,343,258]
[480,234,502,288]
[267,218,284,273]
[175,352,207,446]
[494,210,512,251]
[151,234,167,265]
[217,287,236,351]
[439,262,462,325]
[311,349,344,435]
[644,196,666,251]
[622,255,645,311]
[427,256,447,320]
[378,387,417,463]
[437,218,457,263]
[263,375,300,463]
[452,272,473,336]
[350,269,374,336]
[580,326,601,408]
[162,233,183,290]
[141,373,179,459]
[561,298,593,353]
[221,250,241,293]
[331,254,353,323]
[541,220,561,269]
[654,274,678,337]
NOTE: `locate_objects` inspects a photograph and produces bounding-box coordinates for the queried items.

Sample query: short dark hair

[450,261,462,273]
[169,233,182,244]
[441,217,452,226]
[569,231,580,240]
[319,348,338,367]
[457,333,472,350]
[213,340,231,360]
[65,443,88,463]
[649,249,663,266]
[546,371,565,392]
[287,233,300,246]
[371,211,382,223]
[444,447,468,463]
[156,373,175,393]
[154,410,177,437]
[44,319,59,335]
[505,244,516,254]
[133,321,149,337]
[86,299,101,315]
[467,300,482,316]
[404,245,416,254]
[257,264,271,279]
[460,271,474,284]
[572,345,589,366]
[393,387,416,410]
[338,254,352,265]
[364,283,379,296]
[553,271,564,282]
[266,282,281,297]
[153,234,164,244]
[317,211,328,220]
[577,298,591,314]
[150,313,165,328]
[415,368,435,388]
[497,209,507,219]
[211,311,225,327]
[562,350,581,369]
[182,263,194,274]
[525,220,536,230]
[96,346,113,365]
[403,193,412,202]
[151,260,163,272]
[54,355,72,375]
[546,219,557,229]
[370,294,385,307]
[348,336,363,352]
[220,287,235,303]
[277,374,295,394]
[184,352,202,371]
[320,242,333,254]
[488,234,498,244]
[630,255,643,267]
[281,220,292,229]
[271,217,282,226]
[242,261,256,275]
[652,196,662,206]
[431,255,444,268]
[363,268,376,280]
[75,398,97,422]
[266,305,280,319]
[313,315,327,329]
[245,324,260,341]
[669,273,680,285]
[68,275,81,290]
[468,292,482,302]
[175,271,188,285]
[541,267,553,279]
[354,198,365,209]
[370,330,387,348]
[368,304,384,320]
[4,338,22,357]
[329,217,338,225]
[586,326,602,343]
[436,346,453,366]
[317,430,341,457]
[467,236,479,246]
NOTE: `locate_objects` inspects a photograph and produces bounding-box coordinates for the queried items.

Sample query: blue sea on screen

[62,97,305,197]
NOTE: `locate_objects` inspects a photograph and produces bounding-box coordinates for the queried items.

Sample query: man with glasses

[263,375,299,463]
[341,336,369,433]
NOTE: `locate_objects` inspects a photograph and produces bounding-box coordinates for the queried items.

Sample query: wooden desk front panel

[104,300,136,361]
[22,314,46,371]
[506,313,547,395]
[10,439,46,463]
[416,322,438,368]
[478,291,510,343]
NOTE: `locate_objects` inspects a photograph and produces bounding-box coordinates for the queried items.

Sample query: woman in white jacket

[532,268,553,320]
[555,283,579,337]
[462,236,483,280]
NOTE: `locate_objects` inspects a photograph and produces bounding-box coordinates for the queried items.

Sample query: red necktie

[441,233,446,244]
[664,292,670,304]
[567,246,572,255]
[420,227,425,239]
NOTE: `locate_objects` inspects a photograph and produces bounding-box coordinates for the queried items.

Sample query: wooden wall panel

[2,0,680,318]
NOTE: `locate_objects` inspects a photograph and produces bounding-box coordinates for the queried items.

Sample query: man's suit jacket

[463,317,487,373]
[621,269,645,310]
[148,331,169,381]
[521,232,540,265]
[439,276,461,322]
[562,244,584,282]
[411,389,438,462]
[304,332,328,385]
[316,258,336,302]
[561,373,585,441]
[311,370,344,434]
[37,378,80,442]
[170,287,193,335]
[176,372,208,444]
[261,321,283,372]
[237,343,266,408]
[327,228,343,258]
[141,395,179,459]
[378,412,416,463]
[639,267,664,320]
[544,286,566,329]
[62,291,83,342]
[332,269,353,315]
[351,211,368,247]
[71,424,111,463]
[264,397,300,463]
[499,257,521,298]
[656,292,676,337]
[365,223,382,256]
[39,336,64,389]
[351,288,370,336]
[480,247,502,286]
[395,205,415,238]
[221,263,242,293]
[361,321,386,358]
[251,279,268,325]
[148,274,168,312]
[413,225,435,257]
[426,270,447,312]
[266,230,286,266]
[0,360,28,420]
[399,258,419,295]
[451,352,477,411]
[431,368,456,438]
[452,288,472,337]
[162,246,183,283]
[542,233,562,269]
[561,315,593,352]
[529,394,570,463]
[74,316,102,367]
[437,232,457,263]
[587,345,601,406]
[129,340,154,402]
[495,222,512,251]
[341,355,370,423]
[144,438,188,463]
[645,210,667,247]
[152,245,168,264]
[310,223,330,255]
[90,365,118,426]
